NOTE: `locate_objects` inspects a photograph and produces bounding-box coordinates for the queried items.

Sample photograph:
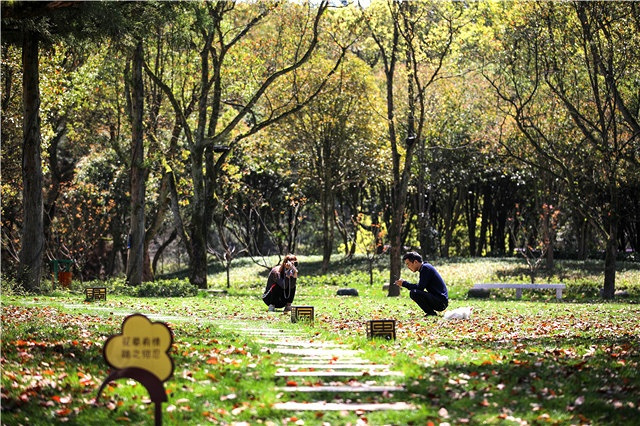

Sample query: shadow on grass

[407,334,639,424]
[494,259,640,282]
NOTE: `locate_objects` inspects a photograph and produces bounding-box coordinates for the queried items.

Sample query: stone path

[224,322,416,415]
[51,302,417,417]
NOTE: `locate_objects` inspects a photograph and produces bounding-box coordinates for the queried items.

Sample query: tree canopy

[2,0,638,296]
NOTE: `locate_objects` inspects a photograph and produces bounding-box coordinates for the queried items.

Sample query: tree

[144,1,348,288]
[269,57,387,272]
[2,1,80,291]
[361,0,462,296]
[125,40,145,285]
[18,29,44,292]
[1,1,155,291]
[482,1,639,298]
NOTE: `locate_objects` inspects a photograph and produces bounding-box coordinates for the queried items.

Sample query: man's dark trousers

[409,289,448,316]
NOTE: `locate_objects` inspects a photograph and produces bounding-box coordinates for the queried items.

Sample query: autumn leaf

[55,407,72,417]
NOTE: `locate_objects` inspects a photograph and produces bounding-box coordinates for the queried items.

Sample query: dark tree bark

[126,40,145,285]
[18,30,44,292]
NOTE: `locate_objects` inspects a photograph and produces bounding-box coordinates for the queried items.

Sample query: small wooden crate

[85,287,107,301]
[366,319,396,340]
[291,306,314,323]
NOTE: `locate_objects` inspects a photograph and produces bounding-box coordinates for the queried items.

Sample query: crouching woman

[262,254,298,312]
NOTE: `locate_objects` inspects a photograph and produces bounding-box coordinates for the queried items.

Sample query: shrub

[80,277,198,297]
[135,279,199,297]
[0,276,28,296]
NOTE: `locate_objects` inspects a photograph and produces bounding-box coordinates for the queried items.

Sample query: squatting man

[395,251,449,317]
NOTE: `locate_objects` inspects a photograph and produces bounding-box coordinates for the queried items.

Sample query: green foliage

[134,279,199,298]
[301,269,386,288]
[0,276,28,297]
[80,277,198,298]
[2,0,639,296]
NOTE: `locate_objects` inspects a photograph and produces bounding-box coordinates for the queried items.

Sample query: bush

[135,279,199,297]
[0,276,28,296]
[81,277,198,297]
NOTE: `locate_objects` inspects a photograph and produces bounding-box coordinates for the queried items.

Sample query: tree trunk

[441,186,464,258]
[152,229,176,276]
[544,217,555,271]
[465,186,479,257]
[320,183,334,273]
[387,210,403,297]
[388,10,417,297]
[602,218,618,299]
[476,185,491,256]
[126,40,145,286]
[19,30,44,293]
[43,117,68,250]
[287,202,299,255]
[189,147,208,289]
[495,202,508,256]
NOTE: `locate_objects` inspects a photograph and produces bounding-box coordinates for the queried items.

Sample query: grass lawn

[2,256,639,425]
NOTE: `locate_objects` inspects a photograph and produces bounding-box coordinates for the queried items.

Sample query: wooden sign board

[367,319,396,340]
[97,314,174,426]
[85,287,107,301]
[291,306,314,323]
[103,314,174,382]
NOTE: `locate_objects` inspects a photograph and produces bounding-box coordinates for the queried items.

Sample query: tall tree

[482,1,639,298]
[361,0,461,296]
[125,40,145,285]
[18,29,44,292]
[269,57,386,272]
[2,1,87,291]
[1,1,153,290]
[145,1,347,288]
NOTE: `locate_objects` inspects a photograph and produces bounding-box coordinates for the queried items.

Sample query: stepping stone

[260,340,342,348]
[275,384,405,392]
[277,363,392,370]
[273,401,416,411]
[231,329,305,337]
[276,370,404,377]
[230,327,300,333]
[284,360,368,365]
[231,320,412,414]
[268,348,362,356]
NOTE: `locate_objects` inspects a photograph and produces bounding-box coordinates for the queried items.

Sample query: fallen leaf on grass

[55,408,72,417]
[52,395,72,404]
[231,405,247,415]
[220,393,237,401]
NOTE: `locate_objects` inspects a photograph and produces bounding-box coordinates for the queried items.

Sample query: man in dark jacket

[395,251,448,317]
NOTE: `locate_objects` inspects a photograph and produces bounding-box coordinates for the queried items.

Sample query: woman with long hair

[262,254,298,312]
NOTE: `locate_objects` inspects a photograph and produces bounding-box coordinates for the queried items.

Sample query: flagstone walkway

[223,321,416,414]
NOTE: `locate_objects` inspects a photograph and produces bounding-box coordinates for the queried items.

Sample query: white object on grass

[443,306,472,320]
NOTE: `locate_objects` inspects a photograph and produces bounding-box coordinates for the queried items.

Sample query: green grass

[2,256,639,425]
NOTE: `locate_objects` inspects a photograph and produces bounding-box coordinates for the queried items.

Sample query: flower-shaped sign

[103,314,174,382]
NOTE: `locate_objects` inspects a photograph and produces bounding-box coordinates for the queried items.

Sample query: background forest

[2,1,639,297]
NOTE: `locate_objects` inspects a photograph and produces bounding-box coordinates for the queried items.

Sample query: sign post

[291,305,314,323]
[366,319,396,340]
[96,314,174,425]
